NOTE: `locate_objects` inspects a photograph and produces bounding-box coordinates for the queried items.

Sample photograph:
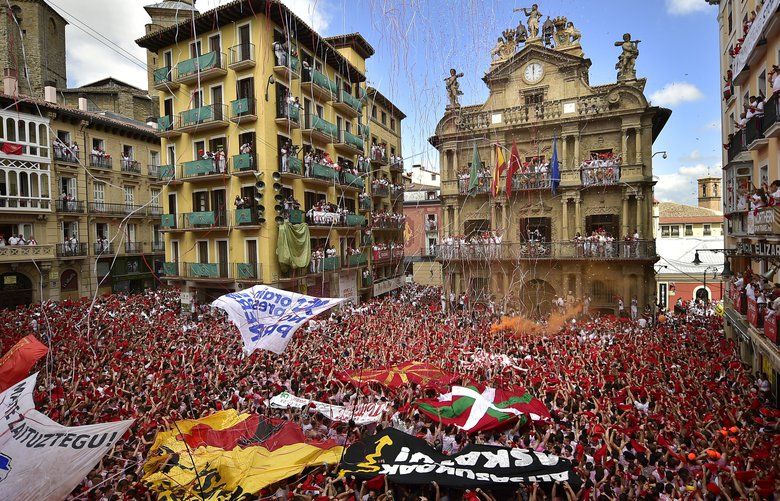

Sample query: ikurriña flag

[0,335,48,392]
[415,385,550,433]
[143,410,343,498]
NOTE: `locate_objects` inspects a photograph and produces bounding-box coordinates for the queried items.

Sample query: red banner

[373,249,390,261]
[747,298,759,326]
[765,312,778,344]
[0,335,49,391]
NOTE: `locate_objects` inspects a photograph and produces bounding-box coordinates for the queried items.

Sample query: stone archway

[519,278,556,317]
[695,286,710,302]
[0,272,33,309]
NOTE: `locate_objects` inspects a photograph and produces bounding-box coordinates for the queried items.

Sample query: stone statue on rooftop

[514,4,542,39]
[615,33,641,81]
[445,68,464,109]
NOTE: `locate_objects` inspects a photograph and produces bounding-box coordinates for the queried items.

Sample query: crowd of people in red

[0,285,777,500]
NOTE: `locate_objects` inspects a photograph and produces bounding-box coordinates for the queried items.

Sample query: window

[123,186,135,207]
[190,41,202,58]
[166,145,175,165]
[760,164,768,187]
[703,224,712,236]
[684,224,693,236]
[150,151,159,167]
[670,225,680,237]
[92,138,105,152]
[525,91,544,105]
[93,181,105,205]
[661,225,670,237]
[371,106,377,119]
[758,70,767,98]
[390,118,396,131]
[381,111,387,125]
[95,222,108,240]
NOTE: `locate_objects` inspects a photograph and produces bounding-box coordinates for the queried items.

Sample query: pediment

[484,44,590,84]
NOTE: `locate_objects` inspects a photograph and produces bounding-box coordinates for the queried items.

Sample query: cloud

[666,0,712,15]
[655,162,721,204]
[284,0,331,32]
[650,82,704,107]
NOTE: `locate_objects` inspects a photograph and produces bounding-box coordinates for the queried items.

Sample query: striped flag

[492,143,507,197]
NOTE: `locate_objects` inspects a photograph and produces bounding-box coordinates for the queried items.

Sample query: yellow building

[135,0,404,303]
[711,0,780,394]
[0,86,163,307]
[431,13,670,315]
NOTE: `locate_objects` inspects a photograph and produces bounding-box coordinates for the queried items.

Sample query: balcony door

[211,86,223,119]
[585,214,619,237]
[238,25,251,60]
[192,191,209,213]
[197,241,209,264]
[211,189,226,225]
[126,223,136,245]
[217,240,228,278]
[519,217,551,242]
[93,181,105,212]
[237,77,254,112]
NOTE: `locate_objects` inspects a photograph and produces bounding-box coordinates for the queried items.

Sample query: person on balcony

[734,111,747,130]
[70,142,79,159]
[234,195,245,209]
[280,141,291,173]
[0,235,5,247]
[215,148,226,173]
[272,40,288,67]
[7,234,19,245]
[240,142,252,155]
[27,235,37,245]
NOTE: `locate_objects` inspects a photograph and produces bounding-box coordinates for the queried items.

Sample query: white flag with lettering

[212,285,345,354]
[0,373,133,500]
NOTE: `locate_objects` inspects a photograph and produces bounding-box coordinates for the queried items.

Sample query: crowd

[197,147,228,173]
[0,285,776,499]
[438,232,505,259]
[370,210,406,229]
[371,142,388,162]
[0,232,38,246]
[579,153,621,186]
[53,139,80,161]
[729,268,780,328]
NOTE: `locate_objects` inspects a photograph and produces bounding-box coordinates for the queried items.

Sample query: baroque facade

[136,0,405,303]
[432,12,670,314]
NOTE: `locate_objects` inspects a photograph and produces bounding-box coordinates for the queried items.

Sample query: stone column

[634,128,642,164]
[574,196,582,235]
[621,128,629,160]
[573,136,580,169]
[442,206,450,236]
[561,198,569,240]
[454,207,461,236]
[622,194,630,237]
[561,136,568,168]
[635,191,644,238]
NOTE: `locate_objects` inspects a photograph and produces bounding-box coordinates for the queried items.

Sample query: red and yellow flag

[491,144,507,197]
[143,410,343,499]
[0,335,48,392]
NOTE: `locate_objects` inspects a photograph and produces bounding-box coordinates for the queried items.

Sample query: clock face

[524,62,543,83]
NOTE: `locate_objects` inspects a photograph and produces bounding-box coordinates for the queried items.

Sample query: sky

[51,0,722,205]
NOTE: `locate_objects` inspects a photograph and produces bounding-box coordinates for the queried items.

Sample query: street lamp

[652,151,668,159]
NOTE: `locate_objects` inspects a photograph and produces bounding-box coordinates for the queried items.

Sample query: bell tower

[697,176,722,212]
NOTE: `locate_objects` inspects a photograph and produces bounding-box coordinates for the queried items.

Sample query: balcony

[434,240,657,261]
[359,197,373,212]
[301,68,338,101]
[272,53,300,81]
[731,0,780,84]
[0,244,55,262]
[228,43,255,71]
[281,156,304,177]
[181,158,229,181]
[235,262,261,281]
[89,154,112,170]
[275,102,301,129]
[152,241,165,253]
[345,214,367,227]
[391,186,404,199]
[341,172,364,190]
[162,262,179,277]
[0,196,51,211]
[160,213,177,230]
[322,256,340,271]
[346,252,368,267]
[53,147,80,165]
[185,262,226,279]
[333,89,362,117]
[235,207,264,227]
[455,176,492,195]
[124,242,145,254]
[370,148,388,165]
[153,66,179,91]
[55,199,84,213]
[88,202,148,217]
[580,164,620,187]
[156,115,181,138]
[178,104,229,133]
[181,210,229,230]
[511,171,552,191]
[727,129,748,163]
[230,97,257,124]
[425,220,438,232]
[56,243,88,258]
[158,164,177,182]
[389,159,404,172]
[93,242,114,255]
[311,162,339,183]
[232,153,256,176]
[175,51,227,85]
[120,159,142,175]
[372,184,390,197]
[372,218,405,230]
[302,114,338,143]
[335,129,364,155]
[764,95,780,138]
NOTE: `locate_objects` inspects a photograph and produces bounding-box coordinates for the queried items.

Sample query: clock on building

[523,62,544,83]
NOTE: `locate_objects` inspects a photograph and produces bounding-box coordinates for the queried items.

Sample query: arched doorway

[695,287,710,302]
[519,279,556,317]
[0,272,33,309]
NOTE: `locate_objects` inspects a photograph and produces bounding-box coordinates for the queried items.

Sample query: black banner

[339,428,582,489]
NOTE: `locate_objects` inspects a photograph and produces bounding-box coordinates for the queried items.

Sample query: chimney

[3,68,19,97]
[78,97,88,111]
[44,85,57,104]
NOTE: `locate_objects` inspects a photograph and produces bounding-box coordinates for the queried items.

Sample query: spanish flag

[491,144,507,197]
[143,410,343,499]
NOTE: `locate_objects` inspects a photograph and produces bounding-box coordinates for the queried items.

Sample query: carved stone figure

[615,33,641,81]
[542,16,555,46]
[514,4,542,39]
[564,22,582,45]
[553,17,581,48]
[515,21,528,42]
[445,68,464,108]
[490,38,505,61]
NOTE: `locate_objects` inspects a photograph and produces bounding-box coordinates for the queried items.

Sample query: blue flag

[551,135,560,196]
